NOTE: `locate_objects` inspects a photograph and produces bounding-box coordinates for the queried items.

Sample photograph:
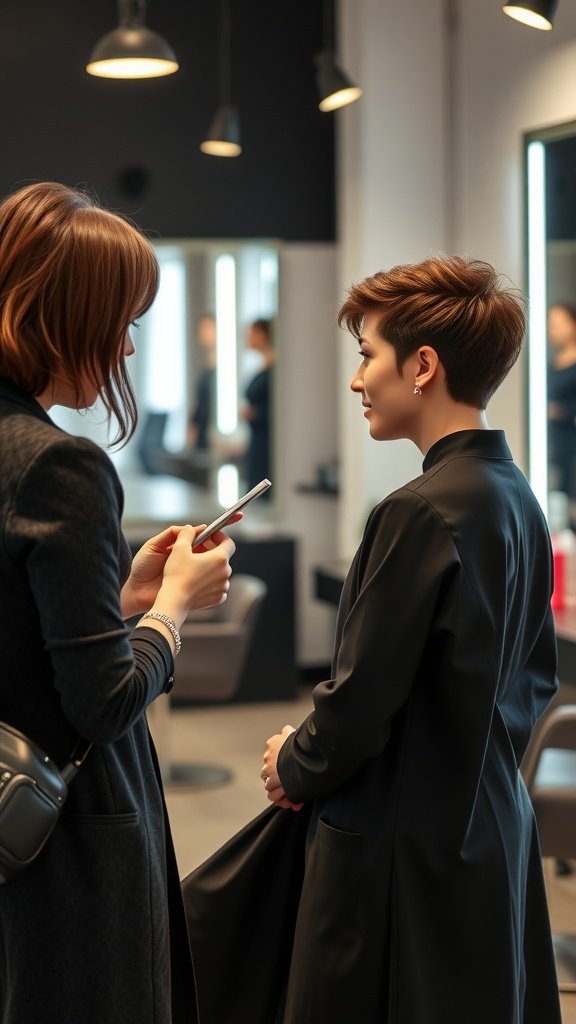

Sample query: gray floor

[149,690,576,1023]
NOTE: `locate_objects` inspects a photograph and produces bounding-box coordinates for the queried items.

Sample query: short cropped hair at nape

[338,254,526,409]
[0,181,159,443]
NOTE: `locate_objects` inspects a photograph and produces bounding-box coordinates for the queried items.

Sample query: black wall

[0,1,335,241]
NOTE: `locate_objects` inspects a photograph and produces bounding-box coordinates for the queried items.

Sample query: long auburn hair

[0,181,159,443]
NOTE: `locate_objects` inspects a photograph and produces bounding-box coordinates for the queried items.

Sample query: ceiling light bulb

[502,1,557,31]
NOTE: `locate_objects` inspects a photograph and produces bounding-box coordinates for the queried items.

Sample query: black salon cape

[185,429,561,1024]
[276,430,561,1023]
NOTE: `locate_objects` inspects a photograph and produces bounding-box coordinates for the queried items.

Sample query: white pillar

[337,0,450,557]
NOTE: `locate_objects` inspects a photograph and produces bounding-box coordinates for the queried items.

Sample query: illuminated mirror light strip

[527,139,548,514]
[217,463,239,508]
[144,259,186,449]
[144,260,186,409]
[215,254,238,435]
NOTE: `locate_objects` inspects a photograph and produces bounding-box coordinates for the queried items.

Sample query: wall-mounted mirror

[52,239,279,524]
[525,120,576,532]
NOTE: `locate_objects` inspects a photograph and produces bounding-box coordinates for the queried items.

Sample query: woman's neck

[415,406,489,457]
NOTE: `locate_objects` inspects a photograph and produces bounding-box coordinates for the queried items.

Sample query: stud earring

[413,384,423,396]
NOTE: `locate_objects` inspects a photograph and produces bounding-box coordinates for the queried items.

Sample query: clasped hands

[260,725,303,811]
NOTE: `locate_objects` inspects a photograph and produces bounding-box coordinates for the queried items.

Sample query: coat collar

[0,378,54,425]
[422,429,512,473]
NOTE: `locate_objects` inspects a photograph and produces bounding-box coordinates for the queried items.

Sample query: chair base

[554,934,576,992]
[160,761,232,788]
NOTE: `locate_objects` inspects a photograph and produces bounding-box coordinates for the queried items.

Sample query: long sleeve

[4,434,173,743]
[278,490,460,803]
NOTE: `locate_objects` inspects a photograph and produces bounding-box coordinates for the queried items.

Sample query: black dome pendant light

[502,0,558,30]
[200,0,241,157]
[315,0,362,112]
[87,0,179,79]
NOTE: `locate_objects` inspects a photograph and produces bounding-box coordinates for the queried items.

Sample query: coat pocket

[61,810,139,825]
[0,811,168,1024]
[316,816,363,851]
[284,817,366,1022]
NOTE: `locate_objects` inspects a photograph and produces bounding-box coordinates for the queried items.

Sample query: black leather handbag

[0,721,91,884]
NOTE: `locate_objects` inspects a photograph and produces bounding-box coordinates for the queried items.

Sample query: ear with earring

[413,383,423,396]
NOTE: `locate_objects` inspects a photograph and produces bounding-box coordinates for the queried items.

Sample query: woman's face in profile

[350,312,416,441]
[44,325,137,412]
[82,326,136,408]
[548,306,576,350]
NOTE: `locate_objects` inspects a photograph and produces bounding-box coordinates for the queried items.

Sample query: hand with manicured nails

[123,521,238,628]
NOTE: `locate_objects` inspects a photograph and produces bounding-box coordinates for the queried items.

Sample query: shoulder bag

[0,721,91,884]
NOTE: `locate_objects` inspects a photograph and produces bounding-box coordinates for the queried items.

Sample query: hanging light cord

[118,0,146,27]
[323,0,335,54]
[219,0,232,105]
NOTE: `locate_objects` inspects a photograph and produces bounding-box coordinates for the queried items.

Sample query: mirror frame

[524,118,576,517]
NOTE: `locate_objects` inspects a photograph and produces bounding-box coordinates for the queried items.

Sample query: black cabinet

[232,536,298,702]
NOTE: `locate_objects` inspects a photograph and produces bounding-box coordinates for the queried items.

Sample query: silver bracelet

[140,612,181,657]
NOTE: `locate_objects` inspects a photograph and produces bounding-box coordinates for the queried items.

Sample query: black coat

[277,430,561,1024]
[0,382,197,1024]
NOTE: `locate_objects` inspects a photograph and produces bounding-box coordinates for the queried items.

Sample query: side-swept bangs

[338,255,526,409]
[0,181,159,443]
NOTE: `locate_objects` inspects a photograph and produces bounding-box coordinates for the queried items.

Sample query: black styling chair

[148,575,267,786]
[522,704,576,991]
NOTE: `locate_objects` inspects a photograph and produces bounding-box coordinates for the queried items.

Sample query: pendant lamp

[200,0,241,157]
[502,0,558,30]
[316,0,362,112]
[87,0,179,79]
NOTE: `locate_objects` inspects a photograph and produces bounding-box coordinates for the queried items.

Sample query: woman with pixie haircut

[0,182,237,1023]
[261,255,561,1023]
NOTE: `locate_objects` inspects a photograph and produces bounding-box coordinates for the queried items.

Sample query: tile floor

[148,690,576,1023]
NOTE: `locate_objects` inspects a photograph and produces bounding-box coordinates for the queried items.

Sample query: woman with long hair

[0,181,236,1023]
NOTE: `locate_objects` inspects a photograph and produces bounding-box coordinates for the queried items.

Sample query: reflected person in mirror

[187,312,217,452]
[240,318,274,494]
[0,181,237,1024]
[547,302,576,519]
[262,256,561,1024]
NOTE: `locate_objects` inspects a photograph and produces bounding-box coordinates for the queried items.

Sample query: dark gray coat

[278,430,561,1024]
[0,381,197,1024]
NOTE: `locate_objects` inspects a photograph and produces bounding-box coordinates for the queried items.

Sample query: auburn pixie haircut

[0,181,159,443]
[338,254,526,409]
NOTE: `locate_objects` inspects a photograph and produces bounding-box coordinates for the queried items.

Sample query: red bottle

[551,541,566,611]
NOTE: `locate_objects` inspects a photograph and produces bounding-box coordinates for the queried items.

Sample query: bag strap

[60,737,93,784]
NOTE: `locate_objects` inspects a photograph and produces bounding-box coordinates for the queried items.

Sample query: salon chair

[148,575,267,787]
[136,409,213,487]
[137,410,169,475]
[521,704,576,991]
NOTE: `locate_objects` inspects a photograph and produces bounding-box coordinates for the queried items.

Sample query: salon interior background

[0,0,341,671]
[0,0,335,240]
[4,0,576,669]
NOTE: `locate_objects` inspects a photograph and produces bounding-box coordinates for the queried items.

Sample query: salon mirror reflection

[526,122,576,542]
[53,239,279,523]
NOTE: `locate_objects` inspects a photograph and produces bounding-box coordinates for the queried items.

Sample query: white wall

[272,243,339,664]
[338,0,449,558]
[337,0,576,559]
[455,0,576,466]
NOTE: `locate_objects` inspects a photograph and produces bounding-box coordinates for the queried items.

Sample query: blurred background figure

[548,302,576,518]
[187,313,217,452]
[241,318,274,493]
